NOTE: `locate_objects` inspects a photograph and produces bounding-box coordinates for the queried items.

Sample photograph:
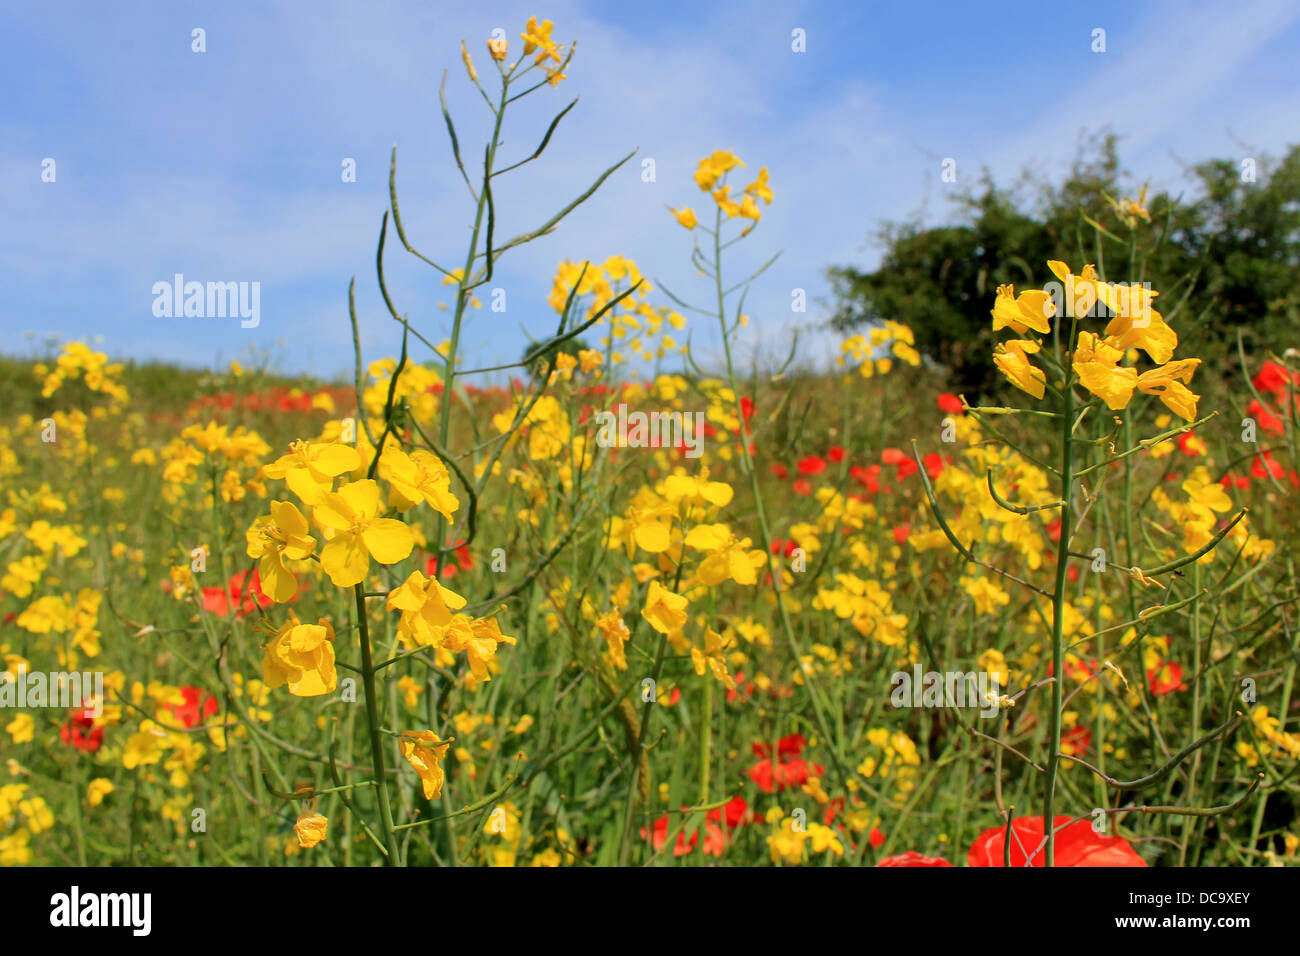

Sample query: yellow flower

[123,722,166,769]
[978,648,1010,686]
[993,339,1046,399]
[440,614,518,683]
[807,822,845,856]
[1118,184,1151,224]
[684,523,765,586]
[693,150,745,191]
[1137,359,1201,421]
[520,16,561,64]
[712,185,742,217]
[1048,260,1176,363]
[313,479,415,587]
[397,676,423,709]
[641,580,688,635]
[662,472,734,507]
[1182,467,1231,513]
[19,797,53,834]
[607,497,674,558]
[246,500,316,603]
[379,446,460,519]
[1106,307,1177,366]
[690,628,736,689]
[595,609,631,670]
[399,731,451,799]
[991,284,1053,336]
[0,830,32,865]
[387,570,469,646]
[262,440,362,505]
[262,616,338,697]
[1072,330,1137,409]
[487,36,508,60]
[745,166,773,205]
[2,556,45,599]
[5,714,34,743]
[87,778,115,807]
[671,206,697,230]
[767,819,806,865]
[293,812,328,848]
[962,576,1010,616]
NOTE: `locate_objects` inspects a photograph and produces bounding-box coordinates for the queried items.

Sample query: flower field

[3,17,1300,871]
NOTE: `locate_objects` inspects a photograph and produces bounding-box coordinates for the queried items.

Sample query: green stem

[1042,348,1075,867]
[354,584,402,865]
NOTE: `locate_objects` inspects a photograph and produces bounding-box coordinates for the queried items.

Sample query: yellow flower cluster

[838,321,921,377]
[34,341,128,406]
[671,151,772,232]
[992,260,1201,420]
[388,571,516,682]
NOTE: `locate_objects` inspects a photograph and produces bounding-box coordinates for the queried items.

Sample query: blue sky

[3,0,1298,380]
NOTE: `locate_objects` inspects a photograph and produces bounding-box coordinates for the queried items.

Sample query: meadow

[2,18,1298,868]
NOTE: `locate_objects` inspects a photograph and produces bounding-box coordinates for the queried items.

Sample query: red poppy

[1060,726,1091,759]
[168,686,219,729]
[1148,661,1187,696]
[797,455,827,475]
[850,464,882,495]
[644,795,750,858]
[1176,431,1207,456]
[937,393,965,414]
[726,671,754,702]
[1251,450,1285,480]
[770,463,789,480]
[740,396,755,422]
[1246,398,1285,436]
[640,814,699,856]
[202,568,276,618]
[827,446,845,463]
[747,757,823,793]
[712,795,750,830]
[923,452,946,480]
[60,711,104,753]
[1252,360,1297,395]
[880,448,907,466]
[752,733,807,760]
[424,541,473,580]
[968,816,1147,867]
[877,851,953,867]
[792,478,812,496]
[892,524,910,545]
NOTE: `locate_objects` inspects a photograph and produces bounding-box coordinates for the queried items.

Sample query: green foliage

[828,134,1300,397]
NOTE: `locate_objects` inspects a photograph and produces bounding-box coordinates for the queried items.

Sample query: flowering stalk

[1042,323,1075,866]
